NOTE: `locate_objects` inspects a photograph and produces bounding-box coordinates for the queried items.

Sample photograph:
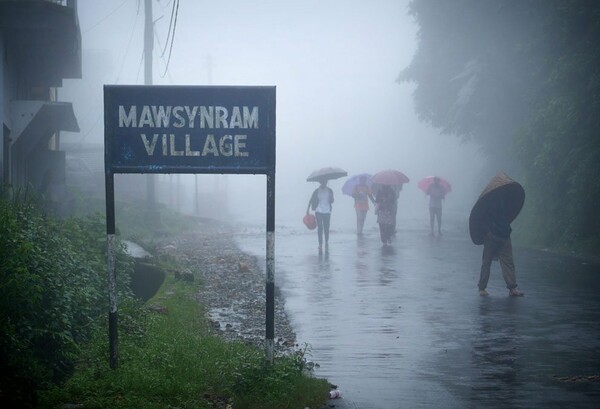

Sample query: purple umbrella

[342,173,372,196]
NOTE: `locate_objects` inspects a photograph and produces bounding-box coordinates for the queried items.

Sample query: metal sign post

[265,170,275,363]
[104,85,276,368]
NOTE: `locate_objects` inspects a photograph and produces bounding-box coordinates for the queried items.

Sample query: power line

[75,3,141,146]
[159,0,179,78]
[115,5,142,84]
[154,30,174,83]
[135,48,144,83]
[83,0,131,34]
[160,0,177,57]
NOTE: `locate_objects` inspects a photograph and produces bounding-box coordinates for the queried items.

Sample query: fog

[61,0,485,231]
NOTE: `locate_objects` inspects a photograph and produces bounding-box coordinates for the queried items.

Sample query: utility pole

[144,0,152,86]
[144,0,157,218]
[195,55,215,216]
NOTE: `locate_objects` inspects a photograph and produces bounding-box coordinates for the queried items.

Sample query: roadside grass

[38,252,330,409]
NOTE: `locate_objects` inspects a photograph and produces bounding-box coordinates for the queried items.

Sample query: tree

[400,0,600,251]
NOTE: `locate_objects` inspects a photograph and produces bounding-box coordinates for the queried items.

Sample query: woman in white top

[306,180,334,250]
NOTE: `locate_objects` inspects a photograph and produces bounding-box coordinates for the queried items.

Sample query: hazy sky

[62,0,485,229]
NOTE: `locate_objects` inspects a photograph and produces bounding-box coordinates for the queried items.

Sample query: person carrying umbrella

[426,177,448,236]
[306,167,347,251]
[469,172,525,297]
[375,184,397,246]
[350,175,375,235]
[371,170,409,240]
[307,179,335,251]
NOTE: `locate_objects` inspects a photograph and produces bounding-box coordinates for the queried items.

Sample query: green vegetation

[400,0,600,255]
[38,273,330,409]
[0,189,133,407]
[0,193,330,408]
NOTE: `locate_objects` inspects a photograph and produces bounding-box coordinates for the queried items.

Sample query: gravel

[156,220,298,356]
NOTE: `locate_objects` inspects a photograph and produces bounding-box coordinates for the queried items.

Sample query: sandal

[509,288,524,297]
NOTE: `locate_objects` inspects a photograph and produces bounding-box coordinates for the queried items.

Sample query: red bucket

[303,214,317,230]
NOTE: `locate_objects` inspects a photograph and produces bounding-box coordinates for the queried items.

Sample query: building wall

[0,31,17,187]
[0,1,81,194]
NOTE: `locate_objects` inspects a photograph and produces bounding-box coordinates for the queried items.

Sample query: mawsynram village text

[118,105,260,157]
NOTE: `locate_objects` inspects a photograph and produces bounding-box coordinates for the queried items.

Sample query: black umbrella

[306,166,348,182]
[469,172,525,245]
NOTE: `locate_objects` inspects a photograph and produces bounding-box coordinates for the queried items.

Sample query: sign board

[104,85,276,174]
[103,85,277,368]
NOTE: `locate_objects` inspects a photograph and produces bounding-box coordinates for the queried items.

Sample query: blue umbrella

[342,173,372,196]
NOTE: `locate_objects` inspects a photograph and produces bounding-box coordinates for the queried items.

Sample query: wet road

[235,216,600,408]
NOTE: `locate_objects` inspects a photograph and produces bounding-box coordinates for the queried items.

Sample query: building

[0,0,81,205]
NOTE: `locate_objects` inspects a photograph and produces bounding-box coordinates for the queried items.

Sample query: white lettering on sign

[185,106,199,128]
[202,135,218,156]
[235,135,248,157]
[200,106,213,129]
[185,134,200,156]
[139,133,249,157]
[141,134,159,155]
[119,105,259,129]
[119,105,136,127]
[138,106,154,127]
[172,106,185,128]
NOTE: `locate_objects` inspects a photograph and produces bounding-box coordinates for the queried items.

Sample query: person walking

[426,177,446,236]
[469,172,525,297]
[351,175,375,235]
[307,180,334,251]
[375,184,397,245]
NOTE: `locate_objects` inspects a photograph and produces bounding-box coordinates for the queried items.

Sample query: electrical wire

[75,2,141,146]
[114,4,141,84]
[135,48,144,83]
[154,30,174,83]
[159,0,179,78]
[160,0,177,57]
[83,0,131,34]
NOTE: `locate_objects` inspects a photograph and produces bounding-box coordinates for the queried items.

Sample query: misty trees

[399,0,600,251]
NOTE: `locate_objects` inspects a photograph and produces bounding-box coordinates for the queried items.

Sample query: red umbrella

[371,169,409,186]
[418,176,452,195]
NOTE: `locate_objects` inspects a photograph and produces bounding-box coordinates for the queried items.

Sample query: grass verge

[38,256,330,409]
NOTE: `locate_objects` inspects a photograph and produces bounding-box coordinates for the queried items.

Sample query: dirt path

[160,220,297,355]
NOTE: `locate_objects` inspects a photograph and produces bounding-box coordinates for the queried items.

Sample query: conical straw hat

[469,172,525,245]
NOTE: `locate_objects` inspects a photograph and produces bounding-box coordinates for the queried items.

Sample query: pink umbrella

[418,176,452,195]
[371,169,410,186]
